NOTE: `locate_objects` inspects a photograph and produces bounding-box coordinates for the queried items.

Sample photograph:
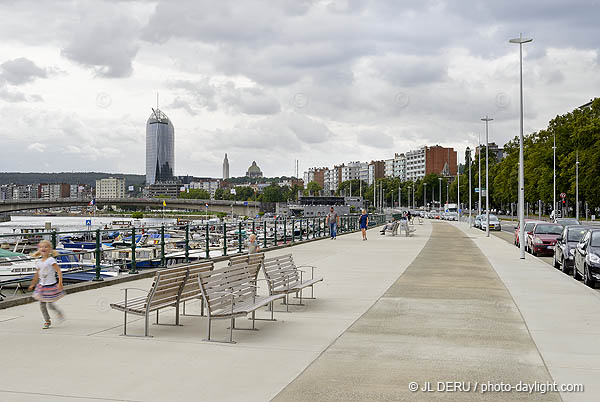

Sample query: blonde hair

[31,240,59,257]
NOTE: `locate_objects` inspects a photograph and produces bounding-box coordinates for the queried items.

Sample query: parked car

[446,212,459,221]
[554,225,587,274]
[474,215,482,228]
[480,214,501,231]
[513,220,543,247]
[554,218,581,226]
[526,223,563,256]
[573,228,600,288]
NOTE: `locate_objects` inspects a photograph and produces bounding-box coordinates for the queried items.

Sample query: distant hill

[0,172,146,187]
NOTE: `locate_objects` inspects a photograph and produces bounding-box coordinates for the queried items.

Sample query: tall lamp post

[457,153,461,221]
[553,132,556,219]
[467,147,472,226]
[482,116,493,237]
[510,33,533,259]
[576,151,579,220]
[424,183,428,210]
[478,131,482,217]
[438,178,442,210]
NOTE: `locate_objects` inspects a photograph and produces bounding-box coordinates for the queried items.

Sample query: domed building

[246,161,263,178]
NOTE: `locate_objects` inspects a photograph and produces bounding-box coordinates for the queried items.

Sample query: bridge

[0,198,262,215]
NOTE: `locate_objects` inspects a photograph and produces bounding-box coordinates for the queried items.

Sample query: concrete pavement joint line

[454,222,569,401]
[0,389,143,402]
[268,223,434,402]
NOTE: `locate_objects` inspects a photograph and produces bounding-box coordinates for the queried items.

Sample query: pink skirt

[33,283,65,302]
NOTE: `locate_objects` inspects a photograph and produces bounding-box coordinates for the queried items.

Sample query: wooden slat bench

[198,255,284,343]
[179,261,214,317]
[110,265,189,337]
[262,254,323,311]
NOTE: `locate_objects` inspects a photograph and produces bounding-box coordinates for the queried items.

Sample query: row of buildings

[303,145,459,192]
[0,183,95,201]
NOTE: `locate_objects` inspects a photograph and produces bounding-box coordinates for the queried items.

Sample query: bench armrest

[119,287,149,293]
[119,287,150,308]
[296,265,317,279]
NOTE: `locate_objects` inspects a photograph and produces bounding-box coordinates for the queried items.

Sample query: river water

[0,216,182,235]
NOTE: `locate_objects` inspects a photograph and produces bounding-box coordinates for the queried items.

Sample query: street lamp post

[457,153,461,221]
[468,147,472,226]
[576,151,579,220]
[553,132,556,219]
[438,178,442,210]
[399,186,401,209]
[510,33,533,259]
[482,116,493,238]
[424,183,428,210]
[478,131,482,217]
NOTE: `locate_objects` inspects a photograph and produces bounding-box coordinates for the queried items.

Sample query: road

[490,219,600,294]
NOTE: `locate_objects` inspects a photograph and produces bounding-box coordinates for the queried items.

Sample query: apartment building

[406,146,427,181]
[95,177,126,199]
[190,180,220,198]
[368,160,385,185]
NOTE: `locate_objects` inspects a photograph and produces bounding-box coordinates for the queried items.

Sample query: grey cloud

[357,131,394,149]
[61,9,140,78]
[170,79,280,115]
[0,88,27,102]
[0,57,47,85]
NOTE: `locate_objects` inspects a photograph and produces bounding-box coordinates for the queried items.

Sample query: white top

[36,257,58,286]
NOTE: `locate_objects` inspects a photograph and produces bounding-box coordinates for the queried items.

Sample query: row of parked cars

[422,210,459,221]
[513,218,600,288]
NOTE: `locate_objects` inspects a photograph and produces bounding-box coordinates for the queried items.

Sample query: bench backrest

[179,261,214,303]
[146,266,189,311]
[263,253,299,291]
[198,260,261,314]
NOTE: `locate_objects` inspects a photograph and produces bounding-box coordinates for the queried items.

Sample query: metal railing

[0,214,384,296]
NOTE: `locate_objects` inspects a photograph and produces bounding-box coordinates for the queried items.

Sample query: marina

[0,214,384,301]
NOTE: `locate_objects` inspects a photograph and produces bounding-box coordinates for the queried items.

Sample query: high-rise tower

[146,108,175,185]
[223,153,230,179]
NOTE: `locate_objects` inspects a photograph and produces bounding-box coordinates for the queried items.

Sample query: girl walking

[28,240,65,329]
[359,209,369,241]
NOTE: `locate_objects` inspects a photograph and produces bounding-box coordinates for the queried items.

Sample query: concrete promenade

[1,220,598,401]
[0,222,432,402]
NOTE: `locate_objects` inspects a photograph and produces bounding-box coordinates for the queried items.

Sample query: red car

[526,223,564,256]
[514,220,544,247]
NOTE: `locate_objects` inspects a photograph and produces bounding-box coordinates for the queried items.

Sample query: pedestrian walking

[359,209,369,241]
[28,240,65,329]
[326,207,339,240]
[248,233,260,254]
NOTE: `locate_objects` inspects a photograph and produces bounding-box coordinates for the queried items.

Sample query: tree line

[335,98,599,216]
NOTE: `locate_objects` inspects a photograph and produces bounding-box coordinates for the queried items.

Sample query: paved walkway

[0,222,432,402]
[273,222,560,402]
[452,221,600,402]
[2,220,598,402]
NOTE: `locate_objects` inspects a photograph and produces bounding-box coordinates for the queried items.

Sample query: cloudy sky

[1,0,599,178]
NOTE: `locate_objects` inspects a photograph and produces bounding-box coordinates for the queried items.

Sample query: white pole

[576,150,579,220]
[478,132,482,217]
[468,149,472,226]
[482,116,493,238]
[509,33,533,259]
[458,155,460,221]
[553,132,556,220]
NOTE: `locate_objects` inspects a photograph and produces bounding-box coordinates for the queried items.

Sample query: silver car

[480,214,501,231]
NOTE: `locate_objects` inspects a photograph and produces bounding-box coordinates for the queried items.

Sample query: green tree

[306,181,322,194]
[262,183,286,202]
[178,188,211,199]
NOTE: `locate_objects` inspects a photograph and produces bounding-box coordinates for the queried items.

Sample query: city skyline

[0,1,599,178]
